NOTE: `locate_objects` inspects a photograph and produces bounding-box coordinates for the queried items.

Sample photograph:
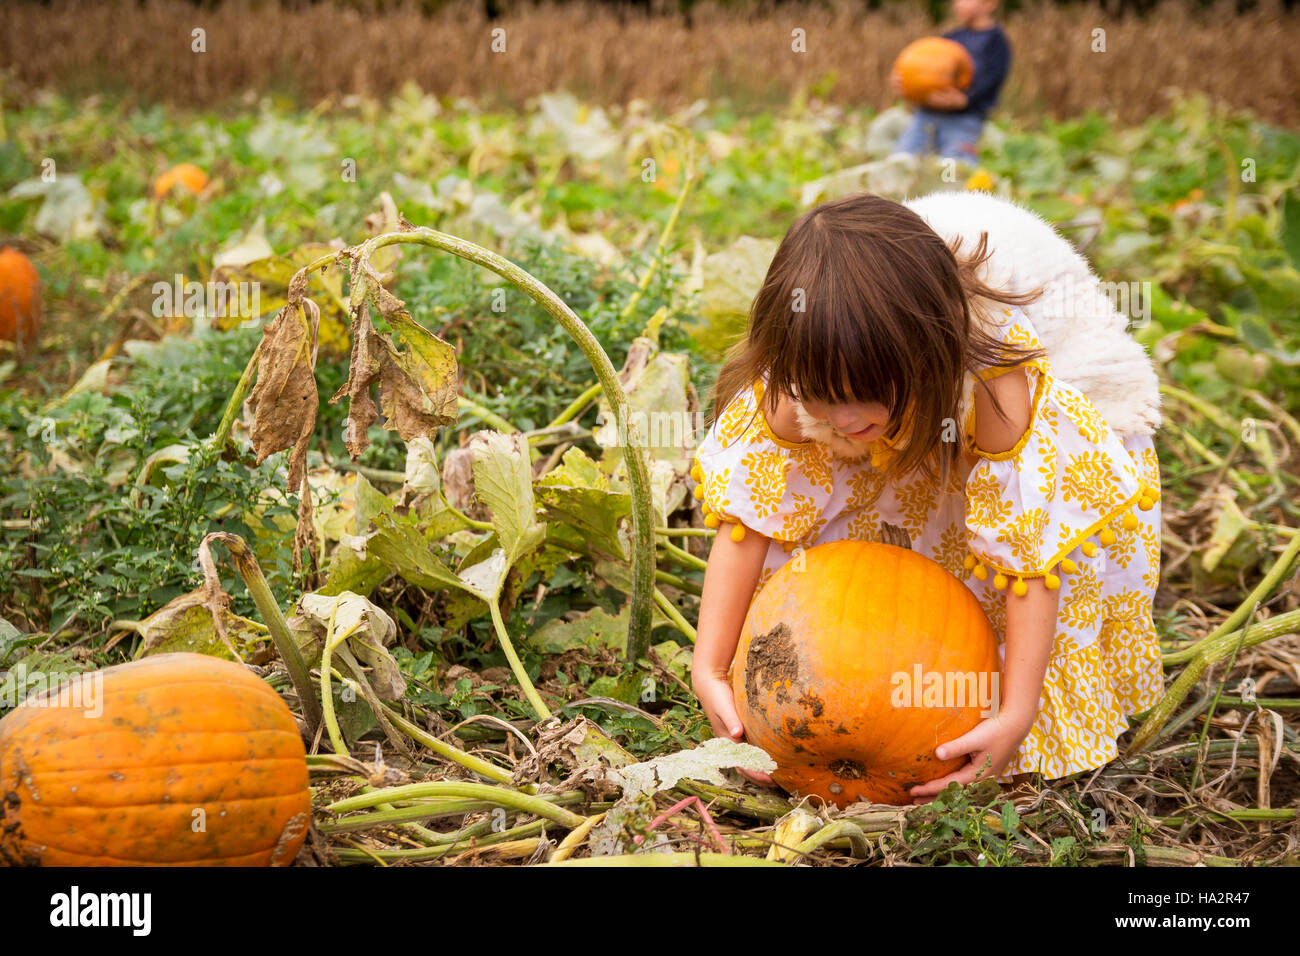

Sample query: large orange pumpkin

[892,37,975,105]
[0,246,41,348]
[0,652,310,866]
[732,540,1000,807]
[152,163,209,199]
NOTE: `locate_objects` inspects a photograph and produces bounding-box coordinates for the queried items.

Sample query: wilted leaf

[135,550,268,662]
[593,337,697,473]
[331,282,458,459]
[403,436,441,495]
[1202,486,1253,573]
[685,235,779,357]
[612,738,777,797]
[291,591,407,700]
[212,217,275,270]
[210,242,350,355]
[8,174,105,241]
[247,289,321,492]
[137,601,270,662]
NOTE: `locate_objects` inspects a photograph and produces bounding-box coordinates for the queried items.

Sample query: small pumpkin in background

[0,246,41,350]
[152,162,209,200]
[732,540,1001,808]
[0,652,310,866]
[891,37,975,105]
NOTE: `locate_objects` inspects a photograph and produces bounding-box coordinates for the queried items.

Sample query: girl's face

[792,392,892,444]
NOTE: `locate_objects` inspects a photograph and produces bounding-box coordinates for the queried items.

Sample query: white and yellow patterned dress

[691,306,1165,780]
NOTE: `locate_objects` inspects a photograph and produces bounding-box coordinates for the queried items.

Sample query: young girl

[689,192,1164,802]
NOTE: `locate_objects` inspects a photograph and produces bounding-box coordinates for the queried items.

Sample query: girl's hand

[906,711,1033,804]
[692,673,776,787]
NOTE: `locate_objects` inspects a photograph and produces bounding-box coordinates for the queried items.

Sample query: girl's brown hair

[706,193,1045,487]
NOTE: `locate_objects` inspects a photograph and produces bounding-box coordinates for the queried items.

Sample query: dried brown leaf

[247,288,321,491]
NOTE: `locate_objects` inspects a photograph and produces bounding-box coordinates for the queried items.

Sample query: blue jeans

[896,108,984,161]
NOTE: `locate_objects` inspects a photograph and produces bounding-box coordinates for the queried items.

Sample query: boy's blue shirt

[943,25,1011,120]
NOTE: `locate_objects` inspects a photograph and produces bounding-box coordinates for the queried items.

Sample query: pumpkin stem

[202,532,324,734]
[487,597,553,722]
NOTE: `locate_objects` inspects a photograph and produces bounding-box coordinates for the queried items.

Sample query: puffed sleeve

[690,377,834,550]
[962,318,1161,597]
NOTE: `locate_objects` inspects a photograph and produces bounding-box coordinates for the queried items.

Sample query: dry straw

[3,0,1297,125]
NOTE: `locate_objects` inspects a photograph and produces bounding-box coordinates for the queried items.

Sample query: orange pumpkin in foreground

[0,652,310,866]
[152,162,209,199]
[732,540,1000,808]
[0,246,41,348]
[892,36,975,104]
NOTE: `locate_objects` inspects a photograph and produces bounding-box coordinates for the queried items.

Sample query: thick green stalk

[793,821,872,859]
[202,532,322,734]
[547,381,602,429]
[378,704,522,788]
[318,791,586,834]
[328,781,587,829]
[488,597,552,721]
[1163,530,1300,664]
[458,394,519,434]
[1126,608,1300,754]
[212,342,261,453]
[655,568,702,596]
[653,587,697,643]
[347,229,656,663]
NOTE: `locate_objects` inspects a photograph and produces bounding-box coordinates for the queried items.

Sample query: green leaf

[465,430,547,599]
[528,603,632,654]
[536,446,629,561]
[365,510,466,593]
[999,801,1020,834]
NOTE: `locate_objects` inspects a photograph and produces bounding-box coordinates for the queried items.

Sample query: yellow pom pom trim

[1138,495,1154,511]
[1081,541,1098,557]
[1122,511,1139,530]
[972,563,988,581]
[730,522,746,542]
[1061,558,1077,574]
[1012,577,1028,597]
[703,512,721,529]
[1098,528,1116,546]
[690,464,703,482]
[692,484,704,500]
[963,553,977,570]
[1044,573,1060,590]
[993,572,1008,590]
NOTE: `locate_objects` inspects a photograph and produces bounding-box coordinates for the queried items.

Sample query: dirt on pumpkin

[744,623,801,706]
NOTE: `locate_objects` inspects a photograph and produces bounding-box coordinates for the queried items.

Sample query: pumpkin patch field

[1,59,1299,867]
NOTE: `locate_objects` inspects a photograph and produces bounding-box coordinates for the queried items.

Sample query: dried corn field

[4,0,1299,125]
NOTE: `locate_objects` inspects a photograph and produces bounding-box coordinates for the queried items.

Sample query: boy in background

[893,0,1011,161]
